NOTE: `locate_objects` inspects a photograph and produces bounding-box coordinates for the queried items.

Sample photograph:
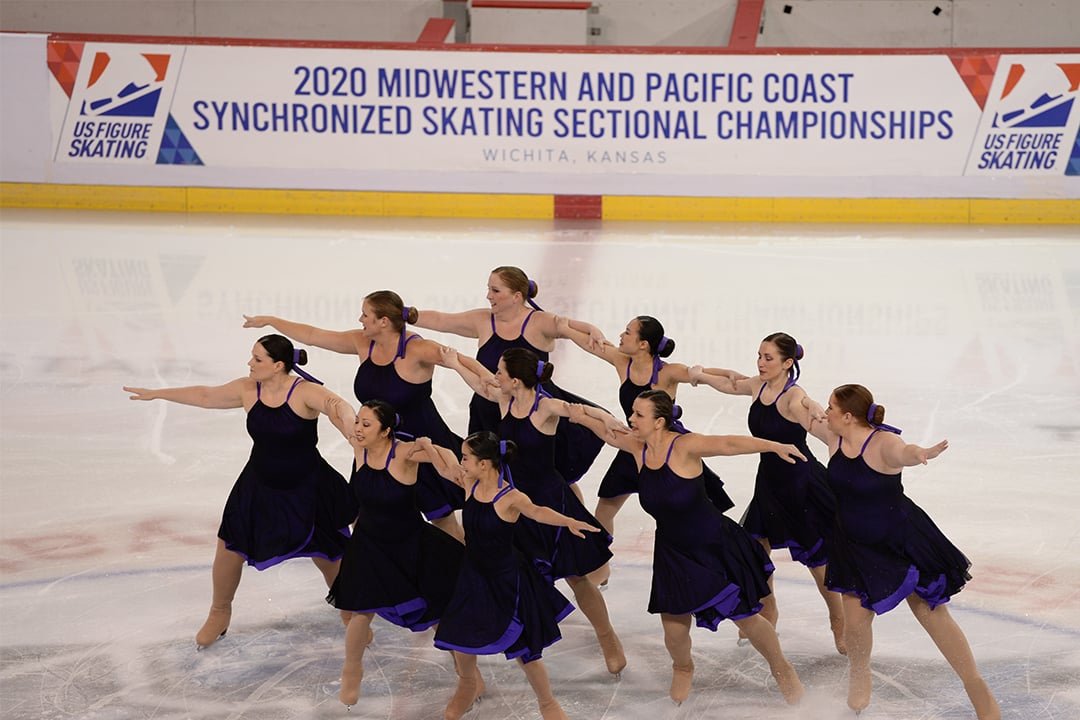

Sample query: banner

[42,40,1080,181]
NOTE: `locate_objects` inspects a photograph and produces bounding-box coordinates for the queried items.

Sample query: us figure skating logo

[78,51,169,119]
[54,43,201,165]
[969,57,1080,175]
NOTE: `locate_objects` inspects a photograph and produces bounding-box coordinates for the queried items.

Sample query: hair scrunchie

[290,348,324,385]
[867,403,902,434]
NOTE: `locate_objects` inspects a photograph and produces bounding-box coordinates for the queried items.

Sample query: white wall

[0,0,443,43]
[590,1,739,47]
[0,0,1077,47]
[0,33,51,182]
[759,0,1080,49]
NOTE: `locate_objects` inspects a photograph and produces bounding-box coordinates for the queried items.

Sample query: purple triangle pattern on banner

[157,114,203,165]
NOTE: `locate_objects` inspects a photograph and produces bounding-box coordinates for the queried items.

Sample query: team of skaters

[124,265,1001,720]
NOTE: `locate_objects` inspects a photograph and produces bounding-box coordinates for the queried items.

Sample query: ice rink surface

[1,208,1078,719]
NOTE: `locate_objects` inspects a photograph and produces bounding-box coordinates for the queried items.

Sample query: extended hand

[567,520,601,538]
[776,443,807,464]
[123,386,155,401]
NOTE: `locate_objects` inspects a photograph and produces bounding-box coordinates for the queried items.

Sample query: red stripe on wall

[729,0,764,50]
[554,195,602,220]
[416,18,455,45]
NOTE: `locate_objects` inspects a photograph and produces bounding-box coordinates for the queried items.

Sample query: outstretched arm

[681,433,806,464]
[508,491,601,539]
[881,435,948,468]
[423,340,490,381]
[568,403,638,454]
[242,314,361,356]
[806,416,834,446]
[409,437,466,487]
[123,379,246,409]
[771,383,829,447]
[778,385,828,434]
[687,365,754,395]
[299,384,357,439]
[440,347,500,401]
[555,315,613,353]
[411,308,486,338]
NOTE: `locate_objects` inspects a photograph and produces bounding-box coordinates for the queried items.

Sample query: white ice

[1,208,1078,719]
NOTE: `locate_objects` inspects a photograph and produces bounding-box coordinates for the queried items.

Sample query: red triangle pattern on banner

[949,53,1000,110]
[47,41,84,98]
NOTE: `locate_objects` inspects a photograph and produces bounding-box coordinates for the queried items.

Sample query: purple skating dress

[434,479,574,663]
[597,359,734,513]
[743,383,835,566]
[638,436,774,630]
[498,393,612,580]
[824,431,971,614]
[327,441,464,630]
[218,378,353,570]
[470,311,606,484]
[353,335,465,521]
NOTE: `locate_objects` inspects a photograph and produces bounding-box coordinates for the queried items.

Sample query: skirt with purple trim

[514,486,613,581]
[740,458,834,567]
[648,515,774,630]
[824,500,971,615]
[326,521,464,631]
[219,456,353,570]
[434,549,573,663]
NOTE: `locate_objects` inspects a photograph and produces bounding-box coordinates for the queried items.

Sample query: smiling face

[357,300,386,337]
[248,342,281,381]
[756,340,791,382]
[485,272,521,312]
[352,405,388,447]
[459,443,487,481]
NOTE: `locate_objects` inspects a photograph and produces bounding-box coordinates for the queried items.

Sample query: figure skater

[124,334,356,648]
[815,384,1000,718]
[327,399,466,709]
[244,290,486,543]
[429,431,600,720]
[442,346,627,677]
[411,265,610,495]
[569,391,806,706]
[688,332,845,653]
[556,314,744,587]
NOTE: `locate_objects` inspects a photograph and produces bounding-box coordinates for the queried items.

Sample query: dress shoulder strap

[396,332,422,360]
[520,309,538,333]
[859,429,880,456]
[285,377,303,401]
[664,435,679,463]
